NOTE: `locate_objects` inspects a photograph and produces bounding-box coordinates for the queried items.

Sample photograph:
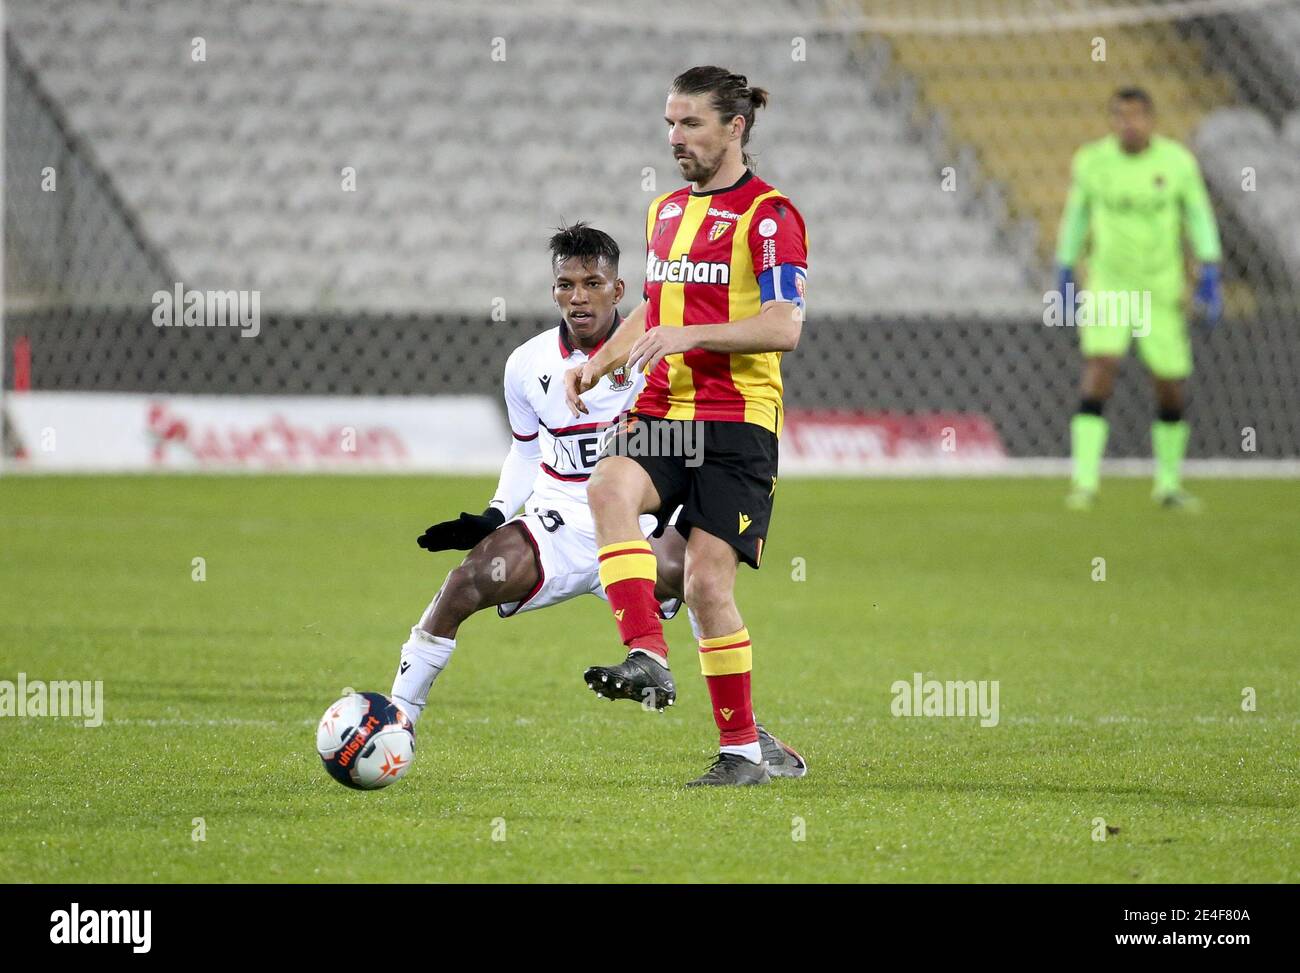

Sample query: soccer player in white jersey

[387,223,806,776]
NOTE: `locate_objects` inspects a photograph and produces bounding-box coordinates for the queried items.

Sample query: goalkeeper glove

[1056,265,1078,325]
[416,507,506,552]
[1193,264,1223,330]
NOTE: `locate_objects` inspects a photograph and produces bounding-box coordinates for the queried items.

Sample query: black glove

[416,507,505,552]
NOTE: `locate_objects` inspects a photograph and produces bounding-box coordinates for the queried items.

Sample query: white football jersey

[488,314,643,518]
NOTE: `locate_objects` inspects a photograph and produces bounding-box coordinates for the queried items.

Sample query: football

[316,691,415,790]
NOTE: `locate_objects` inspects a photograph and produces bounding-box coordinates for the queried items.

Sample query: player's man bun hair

[670,65,769,167]
[548,221,620,270]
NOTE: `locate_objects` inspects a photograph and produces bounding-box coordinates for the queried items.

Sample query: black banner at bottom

[0,883,1287,958]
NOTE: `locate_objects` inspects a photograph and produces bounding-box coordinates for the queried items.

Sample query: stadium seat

[7,0,1036,315]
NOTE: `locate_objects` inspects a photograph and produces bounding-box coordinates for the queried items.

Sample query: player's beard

[675,146,723,184]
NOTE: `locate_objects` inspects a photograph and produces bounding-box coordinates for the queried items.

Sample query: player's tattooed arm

[564,300,648,416]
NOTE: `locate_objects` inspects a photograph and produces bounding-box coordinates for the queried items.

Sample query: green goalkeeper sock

[1152,420,1190,496]
[1071,413,1108,493]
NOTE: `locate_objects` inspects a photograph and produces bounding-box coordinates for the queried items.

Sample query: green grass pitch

[1,474,1296,883]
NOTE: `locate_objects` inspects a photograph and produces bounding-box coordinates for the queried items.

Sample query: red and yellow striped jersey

[635,169,808,436]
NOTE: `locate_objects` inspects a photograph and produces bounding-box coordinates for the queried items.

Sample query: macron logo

[50,903,151,953]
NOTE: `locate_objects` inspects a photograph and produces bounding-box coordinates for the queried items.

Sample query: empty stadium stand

[6,0,1036,316]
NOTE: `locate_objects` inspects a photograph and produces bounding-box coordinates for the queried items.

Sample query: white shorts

[497,501,680,618]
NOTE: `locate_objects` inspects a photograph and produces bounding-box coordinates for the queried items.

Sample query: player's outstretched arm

[626,300,801,376]
[565,300,647,415]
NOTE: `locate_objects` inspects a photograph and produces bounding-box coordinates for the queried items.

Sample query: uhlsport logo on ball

[316,691,415,790]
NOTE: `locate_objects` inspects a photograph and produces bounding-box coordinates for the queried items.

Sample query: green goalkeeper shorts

[1077,285,1192,380]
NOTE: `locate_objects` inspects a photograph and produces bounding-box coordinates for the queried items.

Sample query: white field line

[8,714,1285,729]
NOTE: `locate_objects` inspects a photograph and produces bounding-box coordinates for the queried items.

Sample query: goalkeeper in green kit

[1055,87,1223,510]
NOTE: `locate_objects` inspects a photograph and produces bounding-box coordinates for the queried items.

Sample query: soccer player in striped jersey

[1056,87,1223,510]
[390,222,805,776]
[388,224,685,724]
[565,67,810,786]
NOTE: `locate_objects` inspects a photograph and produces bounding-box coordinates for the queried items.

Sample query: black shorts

[600,414,778,569]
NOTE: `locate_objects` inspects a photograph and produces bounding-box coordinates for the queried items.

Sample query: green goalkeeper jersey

[1056,134,1222,298]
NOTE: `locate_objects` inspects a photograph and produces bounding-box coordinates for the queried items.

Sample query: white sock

[391,627,456,723]
[720,741,763,765]
[686,607,704,640]
[629,647,670,670]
